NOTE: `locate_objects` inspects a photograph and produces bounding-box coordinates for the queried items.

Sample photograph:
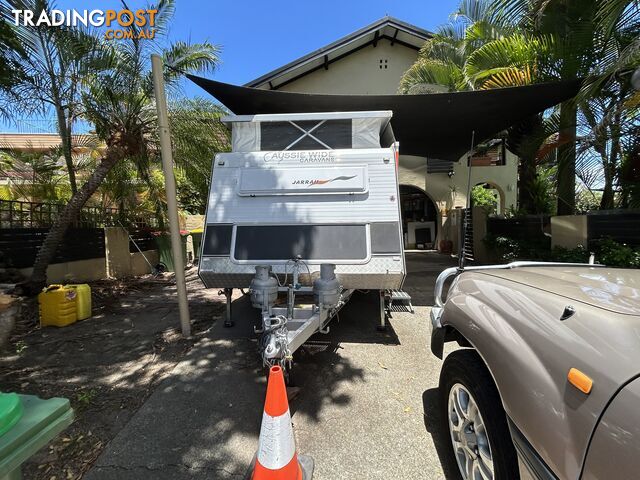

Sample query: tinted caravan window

[233,224,367,261]
[202,225,233,256]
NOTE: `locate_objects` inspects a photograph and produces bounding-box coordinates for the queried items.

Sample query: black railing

[0,228,105,268]
[0,200,159,230]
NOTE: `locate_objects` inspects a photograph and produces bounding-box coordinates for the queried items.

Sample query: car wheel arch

[440,327,507,414]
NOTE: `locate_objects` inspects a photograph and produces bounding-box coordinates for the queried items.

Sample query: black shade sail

[187,74,580,161]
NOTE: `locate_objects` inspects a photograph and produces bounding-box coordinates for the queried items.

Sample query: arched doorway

[399,184,438,250]
[470,182,504,215]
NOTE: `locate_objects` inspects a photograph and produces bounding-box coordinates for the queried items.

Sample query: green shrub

[592,238,640,268]
[550,245,590,263]
[484,235,640,268]
[484,234,552,263]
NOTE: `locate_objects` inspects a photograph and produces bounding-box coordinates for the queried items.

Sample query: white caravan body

[198,111,406,290]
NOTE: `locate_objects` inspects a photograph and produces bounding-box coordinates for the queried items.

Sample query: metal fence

[587,211,640,247]
[0,228,105,268]
[0,199,159,230]
[487,215,550,241]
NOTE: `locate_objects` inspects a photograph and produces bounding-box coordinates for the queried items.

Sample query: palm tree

[399,0,511,94]
[463,0,638,213]
[402,0,639,215]
[1,147,69,202]
[399,0,558,213]
[0,1,26,117]
[3,0,114,194]
[170,98,230,213]
[24,0,220,293]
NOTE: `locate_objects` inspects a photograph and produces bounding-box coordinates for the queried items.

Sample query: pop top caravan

[198,111,413,376]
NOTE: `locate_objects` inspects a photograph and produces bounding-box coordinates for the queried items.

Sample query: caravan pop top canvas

[198,111,406,290]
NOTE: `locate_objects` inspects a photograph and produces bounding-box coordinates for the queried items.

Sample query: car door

[580,377,640,479]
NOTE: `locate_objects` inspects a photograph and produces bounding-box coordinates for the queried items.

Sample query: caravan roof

[221,111,392,125]
[224,110,395,153]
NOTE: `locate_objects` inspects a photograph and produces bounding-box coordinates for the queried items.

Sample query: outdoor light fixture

[632,67,640,91]
[448,170,455,178]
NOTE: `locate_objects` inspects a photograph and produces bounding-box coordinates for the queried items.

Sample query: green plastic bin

[0,394,74,480]
[155,233,189,272]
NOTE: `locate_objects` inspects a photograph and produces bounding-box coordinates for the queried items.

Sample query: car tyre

[440,349,519,480]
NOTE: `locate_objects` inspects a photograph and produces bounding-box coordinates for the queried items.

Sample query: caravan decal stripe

[306,175,357,187]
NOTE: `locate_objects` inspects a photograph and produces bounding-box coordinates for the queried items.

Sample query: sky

[163,0,459,95]
[4,0,460,131]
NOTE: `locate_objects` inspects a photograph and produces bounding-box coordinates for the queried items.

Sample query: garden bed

[0,269,223,480]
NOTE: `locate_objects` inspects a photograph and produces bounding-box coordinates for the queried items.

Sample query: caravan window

[232,224,368,262]
[261,120,352,151]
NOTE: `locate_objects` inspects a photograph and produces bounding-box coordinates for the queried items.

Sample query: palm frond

[464,33,557,87]
[399,59,467,93]
[162,40,221,81]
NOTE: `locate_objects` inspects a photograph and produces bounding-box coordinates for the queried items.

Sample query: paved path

[86,253,459,479]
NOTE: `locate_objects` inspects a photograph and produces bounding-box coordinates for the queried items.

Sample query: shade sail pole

[151,54,191,337]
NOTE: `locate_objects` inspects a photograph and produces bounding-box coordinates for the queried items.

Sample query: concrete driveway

[86,252,459,479]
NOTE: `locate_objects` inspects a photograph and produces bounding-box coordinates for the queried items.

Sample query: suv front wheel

[440,349,519,480]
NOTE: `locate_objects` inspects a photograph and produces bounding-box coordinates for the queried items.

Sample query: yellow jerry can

[67,284,92,321]
[38,285,77,327]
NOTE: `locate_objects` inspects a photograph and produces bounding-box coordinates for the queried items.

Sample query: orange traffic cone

[248,366,314,480]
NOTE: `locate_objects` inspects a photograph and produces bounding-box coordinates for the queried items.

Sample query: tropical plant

[470,184,499,214]
[399,1,562,214]
[0,1,25,117]
[2,148,70,202]
[170,98,230,213]
[401,0,640,215]
[2,0,114,194]
[22,0,220,293]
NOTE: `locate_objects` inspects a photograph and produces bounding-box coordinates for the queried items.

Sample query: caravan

[198,111,413,377]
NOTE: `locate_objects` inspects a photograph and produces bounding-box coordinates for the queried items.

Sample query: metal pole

[151,54,191,337]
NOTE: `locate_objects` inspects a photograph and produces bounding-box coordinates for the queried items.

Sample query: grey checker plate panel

[198,256,404,289]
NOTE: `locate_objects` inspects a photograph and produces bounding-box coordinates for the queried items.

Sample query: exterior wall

[18,251,158,282]
[398,151,518,248]
[19,257,107,283]
[130,250,159,276]
[17,227,159,282]
[551,215,588,248]
[104,227,131,278]
[183,214,205,231]
[277,40,419,95]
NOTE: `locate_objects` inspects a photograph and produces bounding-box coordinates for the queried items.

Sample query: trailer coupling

[249,260,353,370]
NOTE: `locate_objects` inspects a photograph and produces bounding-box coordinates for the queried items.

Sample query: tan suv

[430,262,640,480]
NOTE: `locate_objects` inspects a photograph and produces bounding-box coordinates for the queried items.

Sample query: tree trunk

[557,101,577,215]
[600,161,616,210]
[55,105,77,195]
[24,147,124,294]
[601,98,623,210]
[518,154,538,213]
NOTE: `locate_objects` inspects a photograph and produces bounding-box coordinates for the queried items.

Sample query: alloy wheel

[448,383,495,480]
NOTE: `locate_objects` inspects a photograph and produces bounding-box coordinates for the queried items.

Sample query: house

[0,121,99,197]
[246,16,518,249]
